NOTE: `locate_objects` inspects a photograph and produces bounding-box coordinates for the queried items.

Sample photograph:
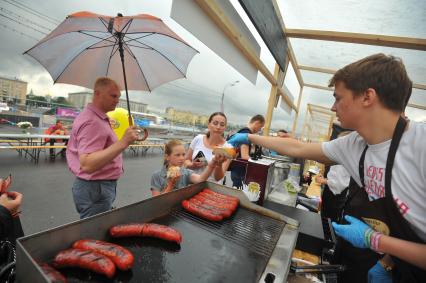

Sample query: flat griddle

[16,182,299,283]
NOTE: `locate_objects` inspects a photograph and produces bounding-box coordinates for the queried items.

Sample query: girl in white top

[185,112,231,183]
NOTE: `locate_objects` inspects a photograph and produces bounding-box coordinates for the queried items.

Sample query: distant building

[165,107,209,126]
[68,91,147,113]
[0,76,27,105]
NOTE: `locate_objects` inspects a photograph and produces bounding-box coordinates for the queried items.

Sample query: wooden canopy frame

[194,0,425,138]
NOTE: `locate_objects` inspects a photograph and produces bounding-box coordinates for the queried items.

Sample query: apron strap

[358,146,368,189]
[384,116,407,199]
[358,116,407,199]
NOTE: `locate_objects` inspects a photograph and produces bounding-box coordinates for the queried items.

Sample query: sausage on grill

[73,239,134,271]
[182,200,223,222]
[39,263,67,283]
[194,194,238,211]
[203,188,240,204]
[53,248,115,278]
[198,192,239,207]
[109,223,182,244]
[188,198,232,218]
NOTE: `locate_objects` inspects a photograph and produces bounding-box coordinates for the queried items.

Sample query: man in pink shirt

[66,77,139,219]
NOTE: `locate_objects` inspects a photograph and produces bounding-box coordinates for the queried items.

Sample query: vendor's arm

[80,126,138,173]
[247,134,333,165]
[333,215,426,270]
[239,144,250,160]
[378,234,426,270]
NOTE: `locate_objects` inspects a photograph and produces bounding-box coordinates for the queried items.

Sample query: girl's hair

[164,139,183,165]
[206,112,227,138]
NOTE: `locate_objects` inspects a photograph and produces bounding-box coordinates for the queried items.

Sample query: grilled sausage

[109,223,182,244]
[182,200,223,222]
[188,198,232,218]
[198,191,239,206]
[39,263,67,283]
[73,239,134,271]
[194,194,238,211]
[53,248,116,278]
[203,188,240,204]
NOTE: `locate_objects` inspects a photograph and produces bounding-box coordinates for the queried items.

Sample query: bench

[128,143,164,156]
[0,145,67,163]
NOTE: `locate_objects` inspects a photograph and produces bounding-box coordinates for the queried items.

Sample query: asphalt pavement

[0,148,163,235]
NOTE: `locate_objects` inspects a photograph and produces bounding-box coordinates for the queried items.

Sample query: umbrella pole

[118,33,133,126]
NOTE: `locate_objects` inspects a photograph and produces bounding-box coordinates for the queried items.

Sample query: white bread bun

[166,166,181,179]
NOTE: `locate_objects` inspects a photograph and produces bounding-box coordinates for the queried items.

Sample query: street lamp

[221,80,239,113]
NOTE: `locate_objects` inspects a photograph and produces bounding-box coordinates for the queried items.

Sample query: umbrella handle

[136,127,149,141]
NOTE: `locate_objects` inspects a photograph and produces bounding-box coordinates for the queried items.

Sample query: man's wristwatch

[379,258,393,272]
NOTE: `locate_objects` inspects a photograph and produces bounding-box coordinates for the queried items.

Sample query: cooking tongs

[290,264,346,274]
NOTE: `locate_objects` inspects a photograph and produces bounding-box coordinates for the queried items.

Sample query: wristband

[364,228,374,248]
[370,232,383,253]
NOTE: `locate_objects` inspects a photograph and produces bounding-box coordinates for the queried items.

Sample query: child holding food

[150,140,227,196]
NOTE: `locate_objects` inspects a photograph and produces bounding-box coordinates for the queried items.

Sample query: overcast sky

[0,0,424,133]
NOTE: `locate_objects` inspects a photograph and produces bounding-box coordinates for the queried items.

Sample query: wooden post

[292,86,304,135]
[263,63,281,136]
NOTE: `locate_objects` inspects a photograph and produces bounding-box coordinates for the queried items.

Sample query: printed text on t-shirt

[364,165,410,215]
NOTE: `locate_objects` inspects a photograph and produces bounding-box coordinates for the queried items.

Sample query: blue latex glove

[227,133,249,147]
[332,215,372,248]
[368,261,392,283]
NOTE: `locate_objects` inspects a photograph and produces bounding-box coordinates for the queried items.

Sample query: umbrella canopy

[24,11,198,121]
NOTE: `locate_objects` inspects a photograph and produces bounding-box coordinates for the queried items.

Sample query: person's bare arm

[248,135,333,165]
[79,126,138,173]
[152,175,181,197]
[378,235,426,270]
[240,144,250,160]
[184,148,205,169]
[190,163,215,183]
[214,158,231,181]
[184,148,194,168]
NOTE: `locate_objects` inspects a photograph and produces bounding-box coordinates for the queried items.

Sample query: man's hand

[121,126,140,146]
[368,261,392,283]
[332,215,372,248]
[227,133,249,147]
[0,191,23,215]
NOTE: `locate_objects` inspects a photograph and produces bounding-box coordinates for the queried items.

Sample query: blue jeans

[231,168,245,189]
[72,178,117,219]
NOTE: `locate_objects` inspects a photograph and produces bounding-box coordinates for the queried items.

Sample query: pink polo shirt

[66,103,123,180]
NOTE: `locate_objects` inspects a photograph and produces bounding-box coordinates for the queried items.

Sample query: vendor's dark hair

[206,112,227,138]
[329,53,412,112]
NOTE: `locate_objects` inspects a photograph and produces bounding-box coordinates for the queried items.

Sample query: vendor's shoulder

[408,120,426,134]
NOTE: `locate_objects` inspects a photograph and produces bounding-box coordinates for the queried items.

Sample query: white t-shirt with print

[189,134,231,183]
[322,121,426,241]
[327,165,351,195]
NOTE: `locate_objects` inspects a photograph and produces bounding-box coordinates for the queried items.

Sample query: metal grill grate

[172,207,286,257]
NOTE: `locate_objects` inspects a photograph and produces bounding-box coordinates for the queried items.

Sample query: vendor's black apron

[335,117,426,283]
